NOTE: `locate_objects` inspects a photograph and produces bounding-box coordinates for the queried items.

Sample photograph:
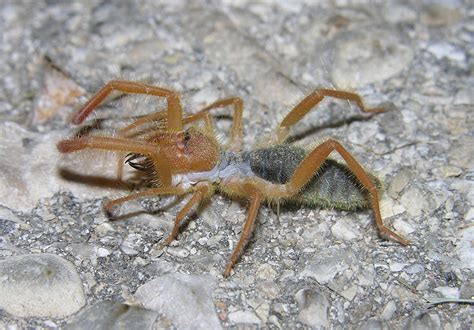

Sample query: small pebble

[295,288,330,328]
[228,310,261,325]
[380,300,397,321]
[331,219,362,241]
[434,286,460,299]
[66,301,157,330]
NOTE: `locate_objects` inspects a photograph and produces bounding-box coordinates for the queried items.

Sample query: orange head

[148,127,219,174]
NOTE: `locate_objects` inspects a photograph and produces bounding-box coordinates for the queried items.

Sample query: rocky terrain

[0,1,472,328]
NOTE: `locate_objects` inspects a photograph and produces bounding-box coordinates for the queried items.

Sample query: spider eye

[184,131,191,141]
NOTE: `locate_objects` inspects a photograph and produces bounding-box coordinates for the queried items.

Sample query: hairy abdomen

[246,145,381,210]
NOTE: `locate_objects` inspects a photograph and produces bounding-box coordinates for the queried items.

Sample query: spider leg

[72,80,183,131]
[164,184,213,245]
[276,88,386,142]
[57,136,173,187]
[224,184,262,277]
[183,97,244,151]
[103,186,187,210]
[119,110,168,137]
[251,139,409,245]
[119,97,243,142]
[291,139,409,245]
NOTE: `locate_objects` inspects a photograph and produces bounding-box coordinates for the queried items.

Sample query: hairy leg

[57,135,157,154]
[103,186,187,210]
[164,184,212,245]
[289,139,409,245]
[57,135,172,187]
[276,88,386,142]
[184,97,244,150]
[119,97,243,140]
[224,184,262,277]
[72,80,183,131]
[119,110,168,136]
[250,139,409,245]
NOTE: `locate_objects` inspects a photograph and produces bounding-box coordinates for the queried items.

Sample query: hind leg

[251,139,409,245]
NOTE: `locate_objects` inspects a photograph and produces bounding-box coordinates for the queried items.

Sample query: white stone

[340,286,358,301]
[94,223,115,236]
[393,219,416,235]
[256,264,277,281]
[254,302,270,323]
[388,169,411,197]
[389,262,407,272]
[400,186,432,217]
[66,301,158,329]
[0,205,22,223]
[331,219,362,241]
[357,266,376,287]
[228,310,261,325]
[331,30,414,87]
[191,86,221,106]
[0,253,85,317]
[382,4,417,23]
[301,247,357,284]
[96,247,110,257]
[434,286,460,299]
[380,300,397,320]
[454,88,474,105]
[427,42,466,63]
[295,289,329,328]
[455,225,474,270]
[406,311,442,329]
[0,122,123,212]
[135,273,221,330]
[166,247,190,258]
[405,264,425,274]
[437,165,463,178]
[380,199,406,218]
[464,208,474,221]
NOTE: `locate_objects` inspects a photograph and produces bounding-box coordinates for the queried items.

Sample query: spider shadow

[58,168,128,190]
[284,113,378,144]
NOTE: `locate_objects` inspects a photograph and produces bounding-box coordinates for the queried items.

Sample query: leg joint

[324,138,340,149]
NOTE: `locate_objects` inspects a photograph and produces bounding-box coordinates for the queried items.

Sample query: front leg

[57,135,173,187]
[72,80,184,131]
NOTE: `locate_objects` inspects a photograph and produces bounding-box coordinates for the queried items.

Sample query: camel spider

[57,80,409,277]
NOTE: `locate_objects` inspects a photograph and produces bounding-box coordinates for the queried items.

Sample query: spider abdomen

[246,145,381,210]
[246,145,306,184]
[296,159,381,210]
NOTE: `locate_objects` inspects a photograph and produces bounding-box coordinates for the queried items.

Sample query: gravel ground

[0,1,472,329]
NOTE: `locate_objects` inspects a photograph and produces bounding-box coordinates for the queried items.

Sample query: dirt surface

[0,1,472,328]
